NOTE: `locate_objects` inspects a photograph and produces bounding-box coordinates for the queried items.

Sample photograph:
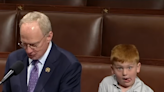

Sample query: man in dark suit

[3,11,82,92]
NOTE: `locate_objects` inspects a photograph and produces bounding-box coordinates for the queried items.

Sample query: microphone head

[10,61,24,75]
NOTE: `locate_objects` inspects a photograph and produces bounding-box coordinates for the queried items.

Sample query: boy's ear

[111,65,114,74]
[137,62,141,73]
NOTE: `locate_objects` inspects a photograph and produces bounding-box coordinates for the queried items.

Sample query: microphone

[0,61,24,85]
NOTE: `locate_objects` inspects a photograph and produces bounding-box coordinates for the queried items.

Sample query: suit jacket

[3,43,82,92]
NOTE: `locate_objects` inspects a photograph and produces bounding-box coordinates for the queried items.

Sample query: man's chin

[28,55,36,60]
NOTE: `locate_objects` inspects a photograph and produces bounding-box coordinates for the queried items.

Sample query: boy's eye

[128,66,133,69]
[117,67,123,70]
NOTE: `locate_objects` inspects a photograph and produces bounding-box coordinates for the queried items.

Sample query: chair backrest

[0,10,17,52]
[102,14,164,59]
[138,64,164,92]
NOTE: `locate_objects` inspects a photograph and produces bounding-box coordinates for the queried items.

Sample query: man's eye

[29,44,37,47]
[22,43,27,46]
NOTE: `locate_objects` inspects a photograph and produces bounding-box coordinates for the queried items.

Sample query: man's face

[20,21,52,60]
[112,61,141,88]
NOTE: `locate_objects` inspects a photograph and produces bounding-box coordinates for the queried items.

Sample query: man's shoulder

[9,49,26,59]
[55,44,79,64]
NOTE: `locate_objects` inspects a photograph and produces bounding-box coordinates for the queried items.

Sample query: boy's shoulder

[100,75,116,85]
[143,84,154,92]
[99,75,116,92]
[134,77,154,92]
[140,81,154,92]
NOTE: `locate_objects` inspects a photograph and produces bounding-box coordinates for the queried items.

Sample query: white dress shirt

[27,42,52,85]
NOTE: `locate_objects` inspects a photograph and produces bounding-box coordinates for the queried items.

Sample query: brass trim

[17,6,23,10]
[103,8,108,13]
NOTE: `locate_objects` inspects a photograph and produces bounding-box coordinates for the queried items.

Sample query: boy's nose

[122,69,128,76]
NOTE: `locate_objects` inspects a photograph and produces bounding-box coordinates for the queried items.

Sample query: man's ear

[137,62,141,73]
[46,31,53,42]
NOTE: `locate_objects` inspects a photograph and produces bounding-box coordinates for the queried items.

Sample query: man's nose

[25,45,33,54]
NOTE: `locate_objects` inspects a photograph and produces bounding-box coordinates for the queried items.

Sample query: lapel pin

[45,67,50,73]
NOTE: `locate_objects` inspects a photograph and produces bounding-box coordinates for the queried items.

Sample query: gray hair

[19,11,52,35]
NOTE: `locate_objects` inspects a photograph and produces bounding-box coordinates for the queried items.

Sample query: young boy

[98,44,154,92]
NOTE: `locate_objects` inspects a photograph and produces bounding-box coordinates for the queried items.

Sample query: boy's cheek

[113,71,121,77]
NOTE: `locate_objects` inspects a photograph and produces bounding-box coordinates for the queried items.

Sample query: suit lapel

[34,43,61,92]
[19,56,28,92]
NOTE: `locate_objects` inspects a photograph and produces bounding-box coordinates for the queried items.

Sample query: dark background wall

[1,0,164,9]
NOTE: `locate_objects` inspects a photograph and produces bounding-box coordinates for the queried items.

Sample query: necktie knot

[32,60,39,66]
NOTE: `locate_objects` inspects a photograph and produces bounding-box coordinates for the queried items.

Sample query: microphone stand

[0,70,14,85]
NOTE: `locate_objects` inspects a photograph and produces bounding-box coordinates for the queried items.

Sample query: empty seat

[0,10,17,52]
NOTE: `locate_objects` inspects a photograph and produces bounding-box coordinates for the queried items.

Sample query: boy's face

[112,61,141,88]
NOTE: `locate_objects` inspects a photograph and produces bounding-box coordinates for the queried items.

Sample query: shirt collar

[29,41,52,65]
[112,74,120,88]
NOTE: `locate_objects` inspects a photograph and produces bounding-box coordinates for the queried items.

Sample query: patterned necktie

[27,60,39,92]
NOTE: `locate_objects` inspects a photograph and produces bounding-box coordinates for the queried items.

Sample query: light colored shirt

[27,42,52,85]
[98,75,154,92]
